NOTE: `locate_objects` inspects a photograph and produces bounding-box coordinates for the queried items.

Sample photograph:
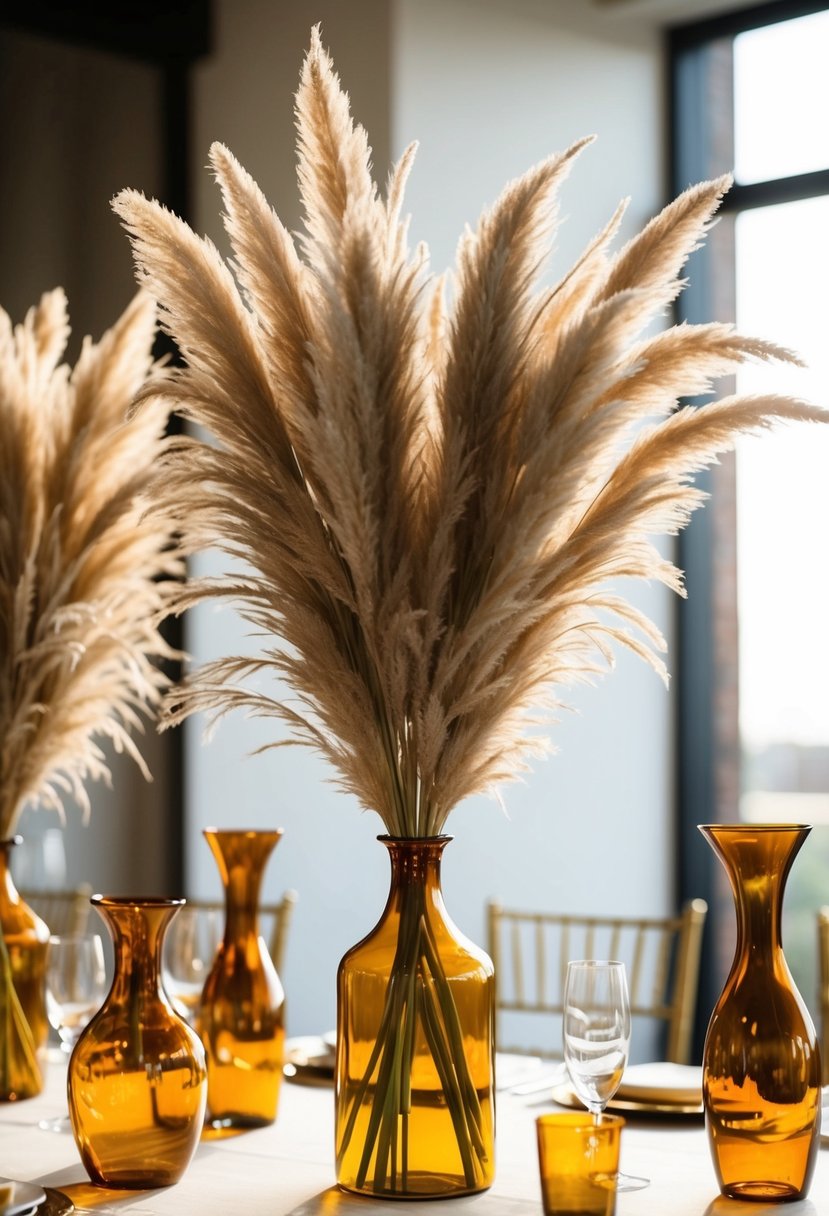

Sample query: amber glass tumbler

[336,836,495,1198]
[536,1112,623,1216]
[68,896,207,1187]
[198,828,285,1128]
[700,823,821,1202]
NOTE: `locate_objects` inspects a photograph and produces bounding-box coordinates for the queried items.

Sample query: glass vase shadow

[699,823,821,1202]
[198,828,285,1129]
[68,897,207,1188]
[335,835,495,1199]
[0,836,48,1100]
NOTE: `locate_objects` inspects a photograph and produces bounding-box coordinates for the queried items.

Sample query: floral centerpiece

[113,28,827,1196]
[0,290,183,1097]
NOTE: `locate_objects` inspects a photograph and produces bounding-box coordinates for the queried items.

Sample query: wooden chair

[817,906,829,1081]
[20,884,93,936]
[487,897,708,1064]
[182,889,298,975]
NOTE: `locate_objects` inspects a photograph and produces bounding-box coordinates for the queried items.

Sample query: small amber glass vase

[0,836,49,1100]
[199,828,285,1128]
[336,835,495,1199]
[700,823,821,1202]
[68,896,207,1188]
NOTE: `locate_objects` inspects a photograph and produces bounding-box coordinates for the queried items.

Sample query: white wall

[187,0,675,1045]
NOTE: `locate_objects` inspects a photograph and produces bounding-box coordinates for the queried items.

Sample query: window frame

[669,0,829,1055]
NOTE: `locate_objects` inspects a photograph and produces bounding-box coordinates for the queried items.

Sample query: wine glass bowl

[41,933,108,1133]
[562,960,630,1117]
[45,933,107,1054]
[161,904,222,1025]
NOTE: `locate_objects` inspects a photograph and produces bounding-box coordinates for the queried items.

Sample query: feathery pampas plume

[114,28,827,839]
[0,290,183,837]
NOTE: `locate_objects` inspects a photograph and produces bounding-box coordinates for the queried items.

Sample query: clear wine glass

[162,904,222,1025]
[41,933,108,1132]
[563,959,648,1192]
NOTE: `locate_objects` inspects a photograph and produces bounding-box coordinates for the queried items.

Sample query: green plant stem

[0,931,41,1099]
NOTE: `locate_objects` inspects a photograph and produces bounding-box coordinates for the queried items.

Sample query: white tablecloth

[2,1052,828,1215]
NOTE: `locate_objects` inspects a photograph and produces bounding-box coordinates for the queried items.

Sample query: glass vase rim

[202,826,284,837]
[698,822,812,833]
[377,833,453,844]
[90,895,186,909]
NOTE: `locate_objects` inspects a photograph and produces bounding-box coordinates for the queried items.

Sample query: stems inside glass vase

[336,837,494,1198]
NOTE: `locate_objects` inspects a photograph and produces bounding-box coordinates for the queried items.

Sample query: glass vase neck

[380,835,451,877]
[700,823,810,953]
[203,829,282,909]
[92,896,183,1000]
[0,837,23,901]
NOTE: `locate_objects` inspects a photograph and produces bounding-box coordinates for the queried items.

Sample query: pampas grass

[114,27,826,840]
[0,290,183,837]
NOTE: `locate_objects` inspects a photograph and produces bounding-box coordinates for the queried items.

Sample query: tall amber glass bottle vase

[336,836,495,1199]
[68,896,207,1188]
[700,823,821,1202]
[199,828,285,1128]
[0,836,48,1100]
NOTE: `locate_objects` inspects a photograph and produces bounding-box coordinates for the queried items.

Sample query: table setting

[2,1041,829,1216]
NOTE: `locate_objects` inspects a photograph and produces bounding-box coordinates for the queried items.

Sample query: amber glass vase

[336,836,495,1199]
[700,823,821,1202]
[0,836,49,1100]
[198,828,285,1128]
[68,897,207,1188]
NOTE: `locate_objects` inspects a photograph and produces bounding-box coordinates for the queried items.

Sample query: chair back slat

[628,924,646,1003]
[609,924,622,961]
[652,927,673,1008]
[535,918,545,1005]
[559,921,570,996]
[511,918,524,1003]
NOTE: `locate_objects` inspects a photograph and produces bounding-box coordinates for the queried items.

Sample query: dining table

[2,1049,828,1216]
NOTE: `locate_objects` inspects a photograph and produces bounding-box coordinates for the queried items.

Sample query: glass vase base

[338,1173,492,1200]
[205,1112,275,1131]
[723,1181,804,1203]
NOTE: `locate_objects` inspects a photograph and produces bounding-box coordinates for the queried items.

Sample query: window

[670,1,829,1052]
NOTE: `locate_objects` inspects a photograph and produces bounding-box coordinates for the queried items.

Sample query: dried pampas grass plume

[0,290,184,835]
[114,26,826,837]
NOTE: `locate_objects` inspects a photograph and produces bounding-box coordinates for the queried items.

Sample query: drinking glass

[41,933,108,1131]
[563,959,648,1191]
[161,904,222,1025]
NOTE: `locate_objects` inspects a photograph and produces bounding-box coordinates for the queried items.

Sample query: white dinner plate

[615,1062,702,1106]
[0,1180,47,1216]
[550,1078,703,1118]
[283,1035,336,1084]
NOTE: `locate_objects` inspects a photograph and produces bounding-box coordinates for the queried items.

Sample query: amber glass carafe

[700,824,821,1202]
[0,836,48,1100]
[336,836,495,1199]
[68,897,207,1188]
[199,828,285,1128]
